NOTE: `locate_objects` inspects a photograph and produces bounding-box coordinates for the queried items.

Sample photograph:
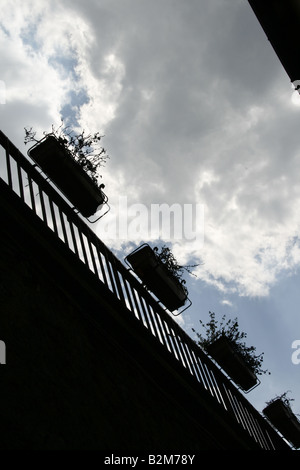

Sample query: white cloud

[77,52,125,132]
[1,0,300,300]
[220,300,233,307]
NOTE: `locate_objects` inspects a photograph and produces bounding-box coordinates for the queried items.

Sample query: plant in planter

[24,122,109,218]
[153,245,200,292]
[192,311,270,391]
[125,244,199,313]
[263,391,300,448]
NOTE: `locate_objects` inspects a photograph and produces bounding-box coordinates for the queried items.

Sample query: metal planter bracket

[161,297,192,317]
[87,201,110,224]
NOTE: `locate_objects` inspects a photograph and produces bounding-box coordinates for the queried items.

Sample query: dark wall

[0,182,260,451]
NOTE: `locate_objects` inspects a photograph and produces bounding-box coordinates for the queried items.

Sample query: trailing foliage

[192,311,270,376]
[24,121,109,187]
[266,391,295,410]
[153,245,200,296]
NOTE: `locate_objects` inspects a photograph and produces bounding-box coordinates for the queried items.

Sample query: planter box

[126,244,188,312]
[263,399,300,448]
[206,335,258,392]
[28,135,107,217]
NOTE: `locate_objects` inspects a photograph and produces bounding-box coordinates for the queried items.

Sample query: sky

[1,0,300,439]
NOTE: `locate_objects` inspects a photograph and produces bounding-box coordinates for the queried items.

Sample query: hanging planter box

[206,335,258,392]
[28,135,108,218]
[263,399,300,448]
[125,244,188,312]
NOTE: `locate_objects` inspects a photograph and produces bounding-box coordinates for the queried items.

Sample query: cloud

[220,300,233,307]
[1,0,300,299]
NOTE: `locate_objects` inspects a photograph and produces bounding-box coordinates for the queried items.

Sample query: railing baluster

[172,330,194,374]
[49,199,58,235]
[77,228,89,266]
[68,220,80,257]
[254,416,270,450]
[188,349,209,391]
[244,407,260,445]
[193,354,211,392]
[109,257,126,305]
[16,161,25,202]
[166,326,187,367]
[264,428,276,450]
[28,175,36,214]
[5,146,12,188]
[144,303,164,345]
[59,209,69,247]
[136,294,153,332]
[202,361,220,401]
[38,188,48,225]
[157,315,178,356]
[95,244,109,287]
[180,340,202,380]
[86,238,99,279]
[131,288,145,323]
[122,279,136,313]
[98,246,118,297]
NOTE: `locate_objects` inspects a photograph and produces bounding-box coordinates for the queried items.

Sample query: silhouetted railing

[0,130,290,450]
